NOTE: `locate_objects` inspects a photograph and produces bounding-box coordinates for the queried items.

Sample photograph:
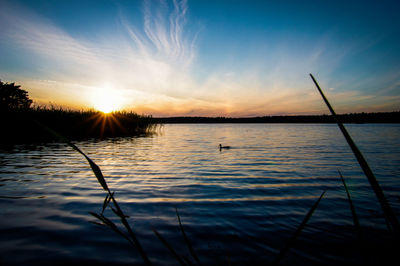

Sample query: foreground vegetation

[2,107,157,144]
[30,74,398,265]
[0,80,158,144]
[3,76,397,264]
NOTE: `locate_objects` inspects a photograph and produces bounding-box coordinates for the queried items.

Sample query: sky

[0,0,399,116]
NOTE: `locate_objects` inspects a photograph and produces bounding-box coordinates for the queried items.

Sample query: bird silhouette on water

[219,144,231,151]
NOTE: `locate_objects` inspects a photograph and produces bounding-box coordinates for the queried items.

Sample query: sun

[91,85,124,113]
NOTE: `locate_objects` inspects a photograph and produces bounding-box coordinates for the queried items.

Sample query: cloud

[0,0,200,108]
[120,0,196,66]
[1,0,398,116]
[0,5,98,66]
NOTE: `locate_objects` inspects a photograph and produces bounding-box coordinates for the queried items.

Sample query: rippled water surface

[1,124,399,265]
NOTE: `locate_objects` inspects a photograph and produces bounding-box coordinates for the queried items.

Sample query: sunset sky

[1,0,399,116]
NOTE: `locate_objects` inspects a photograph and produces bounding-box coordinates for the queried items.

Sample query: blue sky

[0,0,399,116]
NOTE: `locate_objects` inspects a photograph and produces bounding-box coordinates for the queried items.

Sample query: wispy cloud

[0,0,397,116]
[120,0,196,66]
[0,0,199,109]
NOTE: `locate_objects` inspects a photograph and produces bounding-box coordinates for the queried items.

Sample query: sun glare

[91,85,123,113]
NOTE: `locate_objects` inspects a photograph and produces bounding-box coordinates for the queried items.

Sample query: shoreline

[153,111,400,124]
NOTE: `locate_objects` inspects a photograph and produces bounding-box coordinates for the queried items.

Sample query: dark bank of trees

[0,80,156,145]
[0,80,33,110]
[154,112,400,124]
[2,80,399,145]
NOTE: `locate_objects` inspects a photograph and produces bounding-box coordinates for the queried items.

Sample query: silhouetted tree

[0,80,33,110]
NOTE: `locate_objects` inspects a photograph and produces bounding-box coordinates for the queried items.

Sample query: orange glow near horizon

[85,111,125,138]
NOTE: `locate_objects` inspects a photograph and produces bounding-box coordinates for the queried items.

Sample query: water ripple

[0,124,399,265]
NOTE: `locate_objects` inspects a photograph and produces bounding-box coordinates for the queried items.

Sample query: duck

[219,144,231,150]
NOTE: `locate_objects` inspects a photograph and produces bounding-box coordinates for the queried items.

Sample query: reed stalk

[153,229,187,266]
[32,119,152,265]
[338,170,363,240]
[310,73,399,234]
[272,191,325,265]
[176,207,200,263]
[151,208,200,265]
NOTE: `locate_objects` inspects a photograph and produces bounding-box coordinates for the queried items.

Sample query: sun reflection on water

[1,124,400,265]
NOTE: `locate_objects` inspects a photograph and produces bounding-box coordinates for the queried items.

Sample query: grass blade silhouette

[31,119,152,265]
[31,119,109,191]
[273,191,325,265]
[309,73,399,233]
[108,195,151,265]
[153,229,187,266]
[102,192,113,214]
[90,212,135,246]
[176,208,200,263]
[338,170,363,240]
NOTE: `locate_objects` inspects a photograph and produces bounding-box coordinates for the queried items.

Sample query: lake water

[0,124,399,265]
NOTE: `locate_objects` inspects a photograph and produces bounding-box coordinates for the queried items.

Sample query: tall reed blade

[31,119,152,265]
[176,208,200,263]
[309,73,399,233]
[31,119,109,191]
[153,229,187,266]
[338,170,363,240]
[108,195,152,265]
[89,212,134,246]
[273,191,325,265]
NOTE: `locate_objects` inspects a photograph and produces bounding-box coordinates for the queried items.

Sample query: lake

[0,124,399,265]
